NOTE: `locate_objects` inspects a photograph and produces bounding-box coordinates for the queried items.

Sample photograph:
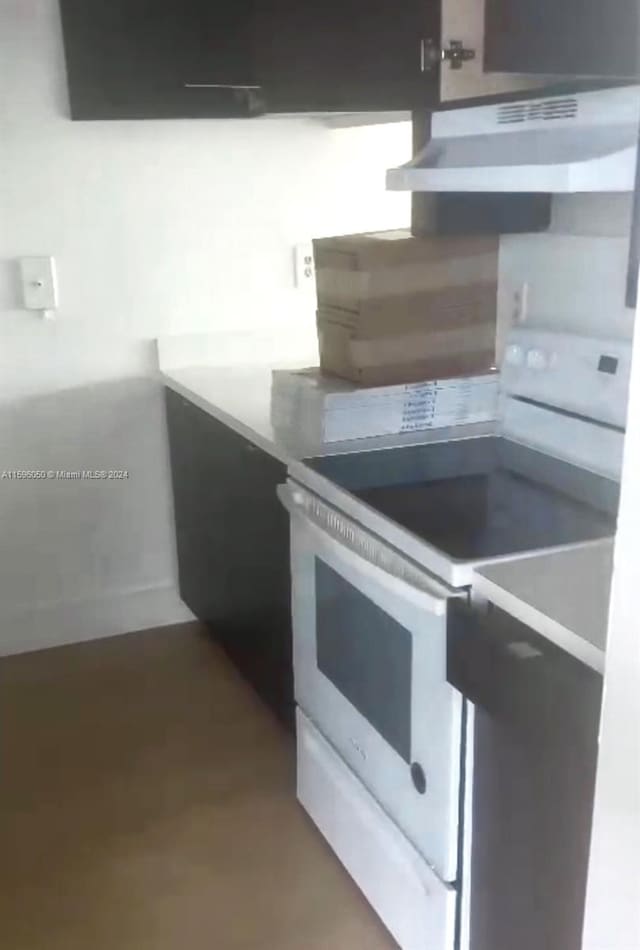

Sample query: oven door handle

[278,484,457,615]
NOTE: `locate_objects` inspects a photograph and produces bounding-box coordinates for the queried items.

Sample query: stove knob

[411,762,427,795]
[526,348,548,371]
[504,344,525,366]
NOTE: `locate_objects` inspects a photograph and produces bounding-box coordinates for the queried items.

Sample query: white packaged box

[271,368,499,445]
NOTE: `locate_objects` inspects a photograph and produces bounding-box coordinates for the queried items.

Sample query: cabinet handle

[626,122,640,308]
[183,83,266,116]
[184,83,262,90]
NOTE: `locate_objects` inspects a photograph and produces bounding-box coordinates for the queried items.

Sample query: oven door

[279,481,464,884]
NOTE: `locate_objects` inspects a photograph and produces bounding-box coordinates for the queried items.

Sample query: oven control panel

[502,328,631,429]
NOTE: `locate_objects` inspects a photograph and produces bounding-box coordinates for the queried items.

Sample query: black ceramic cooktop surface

[304,437,618,562]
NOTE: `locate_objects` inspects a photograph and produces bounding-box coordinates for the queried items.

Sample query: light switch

[19,257,58,314]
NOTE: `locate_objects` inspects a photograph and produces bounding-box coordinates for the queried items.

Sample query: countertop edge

[472,572,606,674]
[161,367,499,468]
[160,370,291,464]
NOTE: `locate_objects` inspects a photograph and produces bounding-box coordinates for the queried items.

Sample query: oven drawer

[297,709,457,950]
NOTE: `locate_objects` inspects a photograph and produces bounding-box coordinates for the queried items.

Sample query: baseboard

[0,584,195,657]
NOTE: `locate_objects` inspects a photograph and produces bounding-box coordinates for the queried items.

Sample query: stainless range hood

[387,86,640,194]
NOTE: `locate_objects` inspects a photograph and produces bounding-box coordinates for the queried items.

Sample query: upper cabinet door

[440,0,548,102]
[59,0,261,119]
[484,0,640,78]
[254,0,441,113]
[179,0,261,95]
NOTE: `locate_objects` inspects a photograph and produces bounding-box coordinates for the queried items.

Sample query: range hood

[387,86,640,194]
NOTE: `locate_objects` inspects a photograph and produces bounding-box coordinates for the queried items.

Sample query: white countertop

[473,540,614,673]
[161,362,613,672]
[160,364,497,464]
[161,365,291,461]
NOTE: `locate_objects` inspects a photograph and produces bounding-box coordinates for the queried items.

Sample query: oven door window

[315,559,412,763]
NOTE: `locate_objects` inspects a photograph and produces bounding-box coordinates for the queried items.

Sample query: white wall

[582,292,640,950]
[498,194,635,341]
[0,0,411,655]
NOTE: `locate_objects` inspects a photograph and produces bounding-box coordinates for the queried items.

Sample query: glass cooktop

[304,436,618,563]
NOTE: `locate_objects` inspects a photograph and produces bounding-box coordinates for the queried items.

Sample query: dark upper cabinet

[59,0,263,119]
[484,0,640,78]
[61,0,638,120]
[254,0,441,113]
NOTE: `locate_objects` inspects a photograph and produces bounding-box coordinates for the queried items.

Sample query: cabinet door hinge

[421,39,476,72]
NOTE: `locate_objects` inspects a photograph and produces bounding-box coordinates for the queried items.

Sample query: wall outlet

[513,281,529,324]
[294,243,316,290]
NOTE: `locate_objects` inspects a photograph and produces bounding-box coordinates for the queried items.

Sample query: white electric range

[278,329,629,950]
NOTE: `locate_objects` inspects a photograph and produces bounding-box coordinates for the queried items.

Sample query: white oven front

[279,481,464,884]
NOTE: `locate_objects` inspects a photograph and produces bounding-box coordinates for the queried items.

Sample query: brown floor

[0,623,396,950]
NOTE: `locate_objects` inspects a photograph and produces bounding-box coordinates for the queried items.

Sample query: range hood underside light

[387,124,638,194]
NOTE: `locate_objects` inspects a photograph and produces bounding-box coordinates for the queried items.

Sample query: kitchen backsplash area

[498,194,635,346]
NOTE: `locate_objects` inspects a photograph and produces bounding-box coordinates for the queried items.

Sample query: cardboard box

[313,229,499,320]
[317,283,498,387]
[313,229,499,385]
[317,315,496,386]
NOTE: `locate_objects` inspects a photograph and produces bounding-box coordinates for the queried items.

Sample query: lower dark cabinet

[448,601,602,950]
[165,387,293,730]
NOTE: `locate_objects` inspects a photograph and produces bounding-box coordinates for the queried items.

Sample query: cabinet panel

[448,602,602,950]
[255,0,440,112]
[440,0,547,101]
[484,0,640,78]
[182,1,258,88]
[165,389,293,729]
[60,0,260,119]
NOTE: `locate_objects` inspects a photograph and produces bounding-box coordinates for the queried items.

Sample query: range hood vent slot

[497,97,579,126]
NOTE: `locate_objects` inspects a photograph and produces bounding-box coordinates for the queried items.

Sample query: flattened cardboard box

[313,229,499,320]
